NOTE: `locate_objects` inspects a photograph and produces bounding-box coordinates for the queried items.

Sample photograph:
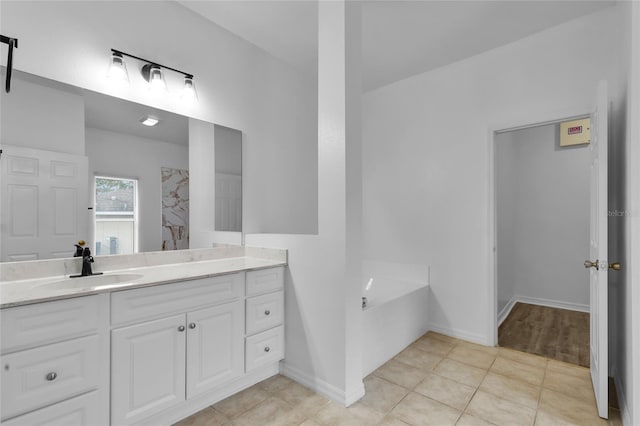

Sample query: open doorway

[494,119,591,367]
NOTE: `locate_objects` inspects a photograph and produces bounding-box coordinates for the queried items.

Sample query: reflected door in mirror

[1,145,88,261]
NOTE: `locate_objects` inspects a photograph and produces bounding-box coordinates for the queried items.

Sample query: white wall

[627,3,640,420]
[188,119,217,250]
[612,1,640,424]
[0,0,317,237]
[362,6,623,344]
[86,127,188,253]
[629,2,640,421]
[496,124,590,316]
[0,74,85,154]
[245,1,365,405]
[214,125,242,176]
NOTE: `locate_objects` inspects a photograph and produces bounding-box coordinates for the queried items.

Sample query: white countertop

[0,256,286,308]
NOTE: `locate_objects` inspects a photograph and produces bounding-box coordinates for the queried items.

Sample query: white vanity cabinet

[245,267,285,371]
[0,294,109,425]
[110,273,246,425]
[0,262,286,426]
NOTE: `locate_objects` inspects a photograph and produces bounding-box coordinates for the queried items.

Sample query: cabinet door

[1,335,99,420]
[246,267,284,297]
[186,301,244,398]
[246,291,284,335]
[1,295,100,352]
[245,325,284,372]
[1,391,102,426]
[111,315,186,425]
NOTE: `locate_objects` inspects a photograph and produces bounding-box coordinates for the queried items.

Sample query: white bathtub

[362,277,429,377]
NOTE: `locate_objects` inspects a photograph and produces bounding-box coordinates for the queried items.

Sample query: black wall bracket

[1,35,18,93]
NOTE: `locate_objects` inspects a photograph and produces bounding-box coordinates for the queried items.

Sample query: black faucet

[81,247,94,276]
[70,247,103,278]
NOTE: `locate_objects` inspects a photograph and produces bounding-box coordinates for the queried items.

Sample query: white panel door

[186,301,244,398]
[586,80,608,419]
[0,145,88,261]
[111,315,186,425]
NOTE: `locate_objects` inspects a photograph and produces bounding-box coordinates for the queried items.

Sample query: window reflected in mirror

[94,176,138,255]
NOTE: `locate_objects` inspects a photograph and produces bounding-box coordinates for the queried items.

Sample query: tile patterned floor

[174,332,622,426]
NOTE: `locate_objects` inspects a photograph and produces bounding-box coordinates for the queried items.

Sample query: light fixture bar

[1,34,18,93]
[111,49,193,79]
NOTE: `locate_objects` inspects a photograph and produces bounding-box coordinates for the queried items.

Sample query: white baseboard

[612,368,632,426]
[344,382,366,407]
[498,297,518,326]
[281,363,364,406]
[511,295,589,313]
[427,323,490,346]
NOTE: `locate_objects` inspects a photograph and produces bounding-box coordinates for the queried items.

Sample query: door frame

[486,107,592,346]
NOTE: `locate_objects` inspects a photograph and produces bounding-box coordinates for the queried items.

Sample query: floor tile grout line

[531,359,549,426]
[460,366,488,417]
[390,352,445,373]
[381,390,412,423]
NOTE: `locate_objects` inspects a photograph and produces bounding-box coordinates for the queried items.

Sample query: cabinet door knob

[178,325,186,332]
[189,323,196,329]
[264,310,271,316]
[46,372,58,381]
[264,346,270,353]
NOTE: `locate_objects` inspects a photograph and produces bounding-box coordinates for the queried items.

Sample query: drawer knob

[264,346,270,353]
[264,310,271,316]
[189,323,196,329]
[178,325,186,332]
[46,372,58,381]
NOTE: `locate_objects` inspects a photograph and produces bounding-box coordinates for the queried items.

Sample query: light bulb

[107,52,129,86]
[181,76,198,102]
[148,66,167,92]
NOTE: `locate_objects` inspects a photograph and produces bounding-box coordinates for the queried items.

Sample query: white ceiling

[178,0,318,75]
[84,91,188,146]
[362,0,615,90]
[178,0,615,91]
[15,70,189,146]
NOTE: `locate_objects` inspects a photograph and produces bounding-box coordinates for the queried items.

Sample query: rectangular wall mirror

[0,69,242,262]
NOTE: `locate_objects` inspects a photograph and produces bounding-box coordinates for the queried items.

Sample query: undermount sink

[35,273,144,291]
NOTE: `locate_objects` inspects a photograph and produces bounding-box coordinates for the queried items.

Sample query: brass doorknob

[608,262,621,271]
[584,260,599,270]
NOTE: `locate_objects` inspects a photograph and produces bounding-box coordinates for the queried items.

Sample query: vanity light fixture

[139,116,160,127]
[109,49,196,101]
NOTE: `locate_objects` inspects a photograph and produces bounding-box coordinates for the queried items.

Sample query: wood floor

[498,302,590,367]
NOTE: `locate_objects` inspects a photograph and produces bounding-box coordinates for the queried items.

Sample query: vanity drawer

[1,390,102,426]
[1,334,100,420]
[1,295,100,353]
[245,325,284,372]
[111,273,244,326]
[246,267,284,297]
[246,291,284,335]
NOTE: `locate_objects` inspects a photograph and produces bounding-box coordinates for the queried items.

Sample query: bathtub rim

[362,278,428,312]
